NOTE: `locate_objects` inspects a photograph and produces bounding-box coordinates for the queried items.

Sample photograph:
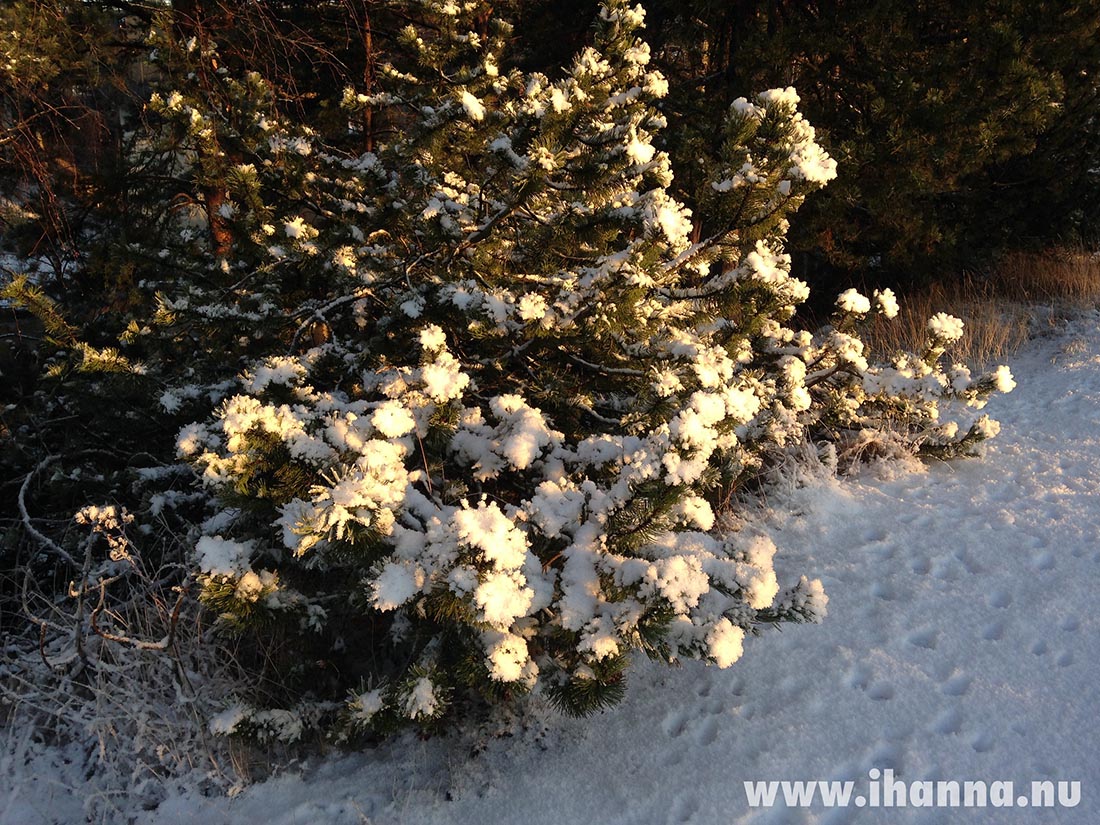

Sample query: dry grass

[990,247,1100,304]
[862,246,1100,367]
[862,280,1032,367]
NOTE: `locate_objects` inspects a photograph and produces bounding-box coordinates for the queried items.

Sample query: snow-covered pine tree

[134,0,1014,736]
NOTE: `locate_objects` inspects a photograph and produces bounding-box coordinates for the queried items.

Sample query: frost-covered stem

[411,426,435,500]
[658,241,724,291]
[287,289,373,353]
[18,456,76,567]
[461,182,539,248]
[22,571,79,672]
[71,533,98,669]
[567,354,646,376]
[20,568,70,637]
[90,580,185,651]
[805,363,858,389]
[575,400,621,425]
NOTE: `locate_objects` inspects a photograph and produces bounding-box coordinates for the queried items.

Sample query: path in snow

[11,316,1100,825]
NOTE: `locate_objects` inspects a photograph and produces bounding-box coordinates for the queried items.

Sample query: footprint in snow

[695,717,719,747]
[940,674,972,697]
[1032,551,1056,571]
[981,620,1006,641]
[988,589,1013,609]
[931,558,959,581]
[846,667,896,701]
[846,664,872,690]
[820,808,859,825]
[863,527,889,543]
[971,731,996,753]
[869,544,895,562]
[662,709,688,738]
[668,794,698,824]
[906,627,938,650]
[870,582,896,601]
[1060,615,1080,632]
[866,682,895,701]
[867,742,903,773]
[931,707,964,735]
[953,548,983,575]
[663,700,726,747]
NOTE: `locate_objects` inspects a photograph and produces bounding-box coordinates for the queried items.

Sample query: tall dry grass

[862,247,1100,367]
[990,247,1100,304]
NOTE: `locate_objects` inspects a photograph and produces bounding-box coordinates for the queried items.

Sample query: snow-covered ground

[6,313,1100,824]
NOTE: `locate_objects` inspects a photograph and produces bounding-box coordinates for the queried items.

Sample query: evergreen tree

[144,0,1012,734]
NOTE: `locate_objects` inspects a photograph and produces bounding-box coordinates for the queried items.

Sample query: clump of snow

[372,562,422,612]
[195,536,252,576]
[371,400,417,438]
[403,677,440,719]
[706,618,746,667]
[419,325,447,351]
[927,311,965,343]
[284,217,307,238]
[460,90,486,122]
[874,287,900,318]
[991,365,1016,393]
[837,288,871,315]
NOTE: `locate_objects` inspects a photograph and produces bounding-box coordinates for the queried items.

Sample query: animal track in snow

[662,709,688,738]
[870,582,896,601]
[931,707,964,735]
[1032,551,1056,571]
[846,664,871,691]
[1060,615,1080,632]
[906,627,938,650]
[869,544,895,562]
[988,589,1013,609]
[971,731,995,753]
[953,548,983,575]
[863,527,888,543]
[668,794,698,824]
[661,696,728,748]
[846,663,894,700]
[866,682,895,701]
[695,717,719,747]
[867,742,903,773]
[981,620,1005,641]
[931,558,960,580]
[940,674,972,697]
